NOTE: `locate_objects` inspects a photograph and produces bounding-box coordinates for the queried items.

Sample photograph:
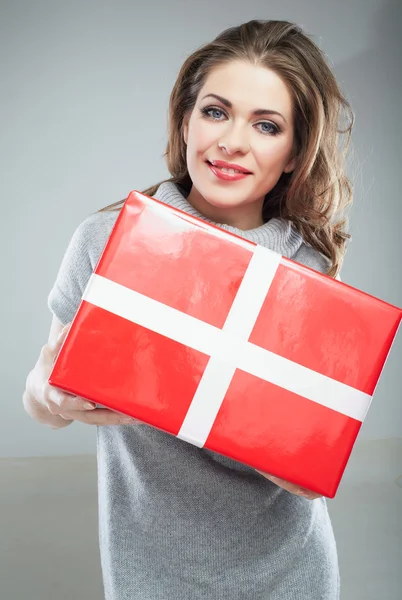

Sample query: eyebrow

[201,93,287,124]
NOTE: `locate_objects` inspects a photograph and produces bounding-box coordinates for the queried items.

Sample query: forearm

[22,382,73,430]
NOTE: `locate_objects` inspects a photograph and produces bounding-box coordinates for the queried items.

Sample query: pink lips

[209,159,251,173]
[206,161,251,182]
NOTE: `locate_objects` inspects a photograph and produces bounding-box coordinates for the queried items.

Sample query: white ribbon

[82,245,372,448]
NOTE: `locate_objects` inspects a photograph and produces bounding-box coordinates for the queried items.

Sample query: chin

[196,184,244,206]
[203,194,243,209]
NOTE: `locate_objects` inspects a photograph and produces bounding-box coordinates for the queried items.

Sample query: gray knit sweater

[48,181,340,600]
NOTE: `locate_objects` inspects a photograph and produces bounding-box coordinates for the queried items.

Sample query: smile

[206,161,251,181]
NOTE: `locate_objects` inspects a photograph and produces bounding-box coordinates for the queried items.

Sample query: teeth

[220,167,242,174]
[213,164,244,174]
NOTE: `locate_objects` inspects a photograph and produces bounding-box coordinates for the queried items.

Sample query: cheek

[255,140,292,170]
[188,120,216,155]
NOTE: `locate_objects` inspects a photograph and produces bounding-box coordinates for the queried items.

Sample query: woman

[23,19,353,599]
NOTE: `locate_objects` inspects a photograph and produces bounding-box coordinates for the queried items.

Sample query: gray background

[1,1,401,599]
[3,0,402,456]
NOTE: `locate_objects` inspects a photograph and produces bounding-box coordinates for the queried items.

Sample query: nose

[218,123,250,155]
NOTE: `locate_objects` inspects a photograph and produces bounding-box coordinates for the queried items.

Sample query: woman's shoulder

[72,209,121,269]
[47,209,121,325]
[291,241,332,276]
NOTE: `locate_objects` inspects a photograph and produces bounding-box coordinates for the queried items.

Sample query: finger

[295,487,322,500]
[45,370,97,413]
[257,471,297,493]
[46,387,96,413]
[60,408,140,426]
[49,322,72,356]
[59,393,97,412]
[256,470,321,500]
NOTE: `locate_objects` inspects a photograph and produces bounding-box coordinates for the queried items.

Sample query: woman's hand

[255,470,322,500]
[25,322,140,427]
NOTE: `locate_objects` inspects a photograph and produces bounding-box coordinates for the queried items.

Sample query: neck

[153,180,305,258]
[186,186,264,230]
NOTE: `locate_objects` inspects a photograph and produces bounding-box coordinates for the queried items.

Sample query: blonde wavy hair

[99,19,355,277]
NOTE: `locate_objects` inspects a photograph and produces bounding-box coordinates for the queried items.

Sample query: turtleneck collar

[153,181,304,259]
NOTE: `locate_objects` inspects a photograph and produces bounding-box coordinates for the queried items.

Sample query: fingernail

[298,490,314,499]
[121,416,136,423]
[83,402,96,409]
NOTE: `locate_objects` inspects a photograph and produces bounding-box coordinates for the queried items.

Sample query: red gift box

[49,191,402,498]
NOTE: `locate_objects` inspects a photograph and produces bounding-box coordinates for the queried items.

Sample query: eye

[255,122,280,136]
[200,106,226,120]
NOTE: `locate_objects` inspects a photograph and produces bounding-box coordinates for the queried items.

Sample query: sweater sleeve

[47,211,119,326]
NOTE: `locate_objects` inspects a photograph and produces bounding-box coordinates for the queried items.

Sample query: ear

[283,155,297,174]
[183,114,189,145]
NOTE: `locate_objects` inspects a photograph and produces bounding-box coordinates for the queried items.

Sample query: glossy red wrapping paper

[49,191,402,498]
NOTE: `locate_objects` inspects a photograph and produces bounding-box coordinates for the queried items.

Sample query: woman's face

[183,60,296,229]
